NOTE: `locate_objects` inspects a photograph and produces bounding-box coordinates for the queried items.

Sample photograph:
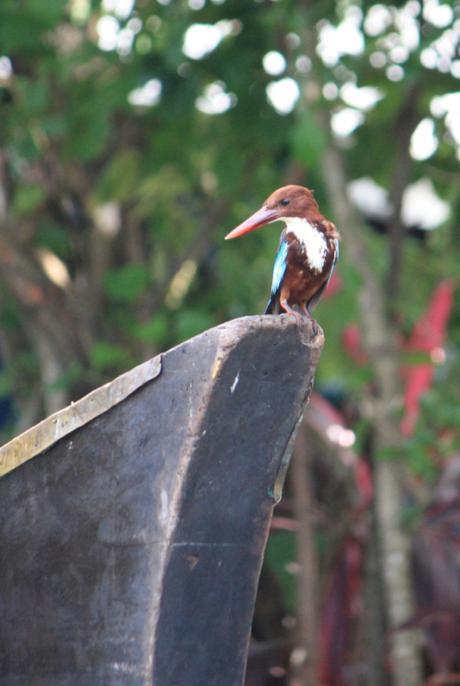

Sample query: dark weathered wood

[0,315,323,686]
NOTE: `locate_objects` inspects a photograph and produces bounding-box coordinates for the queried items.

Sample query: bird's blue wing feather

[270,239,288,295]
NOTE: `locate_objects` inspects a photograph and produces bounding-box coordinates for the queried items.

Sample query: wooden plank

[0,357,162,478]
[0,315,323,686]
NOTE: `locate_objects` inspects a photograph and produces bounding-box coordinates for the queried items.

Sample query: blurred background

[0,0,459,684]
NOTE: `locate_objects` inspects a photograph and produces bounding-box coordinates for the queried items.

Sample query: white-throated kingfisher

[225,185,340,332]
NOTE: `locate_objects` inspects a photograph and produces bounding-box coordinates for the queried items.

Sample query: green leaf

[401,350,432,366]
[104,264,150,304]
[0,371,12,398]
[13,185,46,215]
[90,342,129,371]
[175,310,215,341]
[133,315,168,344]
[94,149,141,203]
[35,222,72,258]
[290,108,326,168]
[266,531,297,612]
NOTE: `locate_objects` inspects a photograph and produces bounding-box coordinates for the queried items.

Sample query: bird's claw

[311,318,319,337]
[281,299,319,340]
[289,311,319,341]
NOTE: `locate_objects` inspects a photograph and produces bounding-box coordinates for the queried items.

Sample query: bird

[225,185,340,333]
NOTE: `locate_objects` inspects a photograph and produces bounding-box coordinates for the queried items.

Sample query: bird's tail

[264,295,280,315]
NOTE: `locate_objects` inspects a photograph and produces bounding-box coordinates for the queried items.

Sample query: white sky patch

[423,0,453,28]
[410,118,438,160]
[182,20,234,60]
[451,61,460,78]
[128,17,142,32]
[287,32,301,49]
[365,3,420,70]
[394,5,420,51]
[128,78,162,107]
[431,92,460,118]
[370,51,387,68]
[97,15,120,51]
[266,77,299,115]
[364,4,392,36]
[323,82,338,100]
[102,0,134,19]
[420,47,438,69]
[331,107,364,137]
[196,81,236,114]
[263,51,286,76]
[348,177,391,218]
[420,24,458,73]
[0,56,12,80]
[386,64,405,81]
[295,55,311,73]
[402,178,450,229]
[348,176,449,230]
[390,45,410,63]
[431,92,460,147]
[189,0,205,9]
[97,14,139,56]
[397,24,419,53]
[317,8,365,66]
[116,27,136,55]
[340,82,382,111]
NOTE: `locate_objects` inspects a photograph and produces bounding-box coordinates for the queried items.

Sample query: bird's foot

[281,299,302,325]
[301,305,319,338]
[311,318,319,337]
[281,299,318,342]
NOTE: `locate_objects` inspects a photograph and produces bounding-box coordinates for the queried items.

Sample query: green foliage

[175,309,215,342]
[266,531,297,612]
[89,341,130,372]
[104,264,150,304]
[94,150,142,203]
[13,185,46,216]
[132,316,169,345]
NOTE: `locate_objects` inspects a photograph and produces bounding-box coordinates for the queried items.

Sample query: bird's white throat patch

[283,217,328,272]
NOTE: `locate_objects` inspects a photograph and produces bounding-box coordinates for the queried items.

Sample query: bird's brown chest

[282,235,334,306]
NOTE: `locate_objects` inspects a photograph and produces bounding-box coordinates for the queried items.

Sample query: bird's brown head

[225,185,320,240]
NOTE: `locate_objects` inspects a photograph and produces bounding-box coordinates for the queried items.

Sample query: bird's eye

[279,198,290,206]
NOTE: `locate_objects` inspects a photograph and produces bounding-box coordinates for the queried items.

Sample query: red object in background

[341,281,455,437]
[318,534,365,686]
[342,324,368,366]
[401,280,455,436]
[324,271,343,299]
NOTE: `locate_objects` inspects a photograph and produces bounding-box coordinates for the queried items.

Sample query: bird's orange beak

[225,206,279,240]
